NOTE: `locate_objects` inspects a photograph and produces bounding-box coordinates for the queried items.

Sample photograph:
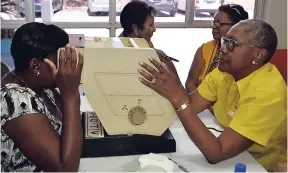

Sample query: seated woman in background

[1,22,84,172]
[120,0,178,76]
[138,19,287,171]
[185,4,248,93]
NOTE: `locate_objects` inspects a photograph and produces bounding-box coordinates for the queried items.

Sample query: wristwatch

[175,99,190,112]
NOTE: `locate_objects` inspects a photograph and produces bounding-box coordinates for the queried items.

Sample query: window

[32,0,110,22]
[34,0,186,23]
[116,0,185,23]
[1,0,257,30]
[194,0,224,20]
[194,0,255,20]
[1,0,24,20]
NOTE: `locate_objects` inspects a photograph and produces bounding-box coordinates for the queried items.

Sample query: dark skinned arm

[138,58,254,164]
[171,90,254,164]
[185,45,203,94]
[3,92,83,172]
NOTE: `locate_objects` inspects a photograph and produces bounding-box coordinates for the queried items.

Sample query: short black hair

[120,1,156,35]
[218,4,249,24]
[238,19,278,62]
[11,22,69,72]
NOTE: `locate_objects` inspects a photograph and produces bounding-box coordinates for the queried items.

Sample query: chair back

[270,50,287,84]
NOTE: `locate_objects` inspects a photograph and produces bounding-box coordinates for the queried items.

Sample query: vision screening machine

[67,34,178,158]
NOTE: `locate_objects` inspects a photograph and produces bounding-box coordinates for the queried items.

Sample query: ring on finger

[151,77,156,84]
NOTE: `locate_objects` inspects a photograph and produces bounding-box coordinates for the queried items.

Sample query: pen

[168,157,189,172]
[163,55,180,62]
[155,50,180,62]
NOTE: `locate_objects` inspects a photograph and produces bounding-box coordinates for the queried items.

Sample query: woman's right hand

[45,46,84,97]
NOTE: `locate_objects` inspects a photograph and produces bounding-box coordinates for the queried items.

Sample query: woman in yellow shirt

[119,1,178,76]
[185,4,248,94]
[138,19,287,171]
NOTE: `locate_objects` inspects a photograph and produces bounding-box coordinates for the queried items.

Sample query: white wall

[262,0,287,49]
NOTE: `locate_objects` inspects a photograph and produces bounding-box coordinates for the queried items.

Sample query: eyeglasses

[211,21,233,27]
[221,37,259,51]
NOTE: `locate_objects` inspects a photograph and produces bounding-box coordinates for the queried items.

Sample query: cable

[207,127,223,133]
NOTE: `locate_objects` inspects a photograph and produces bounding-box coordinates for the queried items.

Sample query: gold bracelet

[175,99,190,112]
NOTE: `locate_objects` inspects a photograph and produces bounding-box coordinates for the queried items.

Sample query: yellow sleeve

[229,91,286,146]
[197,68,221,101]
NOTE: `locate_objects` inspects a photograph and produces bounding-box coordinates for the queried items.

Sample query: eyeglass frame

[221,36,262,52]
[211,21,234,27]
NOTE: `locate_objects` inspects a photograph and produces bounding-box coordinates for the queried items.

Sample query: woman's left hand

[138,58,189,109]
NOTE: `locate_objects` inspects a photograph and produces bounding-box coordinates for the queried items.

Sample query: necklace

[10,71,62,116]
[10,71,29,88]
[205,42,221,75]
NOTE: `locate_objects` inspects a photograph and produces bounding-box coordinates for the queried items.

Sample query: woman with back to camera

[119,0,178,76]
[1,22,84,172]
[185,4,249,93]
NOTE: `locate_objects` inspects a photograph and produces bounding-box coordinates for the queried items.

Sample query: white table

[79,96,267,172]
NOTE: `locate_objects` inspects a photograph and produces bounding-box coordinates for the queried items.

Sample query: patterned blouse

[1,84,62,172]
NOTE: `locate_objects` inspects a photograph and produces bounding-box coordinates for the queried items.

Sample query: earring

[252,61,258,65]
[36,71,41,76]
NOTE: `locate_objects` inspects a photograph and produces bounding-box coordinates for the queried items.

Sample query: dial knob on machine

[128,106,147,125]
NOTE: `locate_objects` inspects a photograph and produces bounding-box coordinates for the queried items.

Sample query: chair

[1,61,11,79]
[270,49,287,84]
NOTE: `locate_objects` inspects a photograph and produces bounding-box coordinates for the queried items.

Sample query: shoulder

[201,40,218,58]
[251,63,286,99]
[197,68,227,101]
[1,83,38,98]
[202,39,218,48]
[199,67,227,88]
[204,39,217,45]
[205,67,227,82]
[195,40,217,57]
[241,63,287,119]
[1,84,46,126]
[196,44,203,54]
[201,67,230,90]
[1,83,37,101]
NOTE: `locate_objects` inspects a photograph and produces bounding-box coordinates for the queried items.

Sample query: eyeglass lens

[221,37,235,51]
